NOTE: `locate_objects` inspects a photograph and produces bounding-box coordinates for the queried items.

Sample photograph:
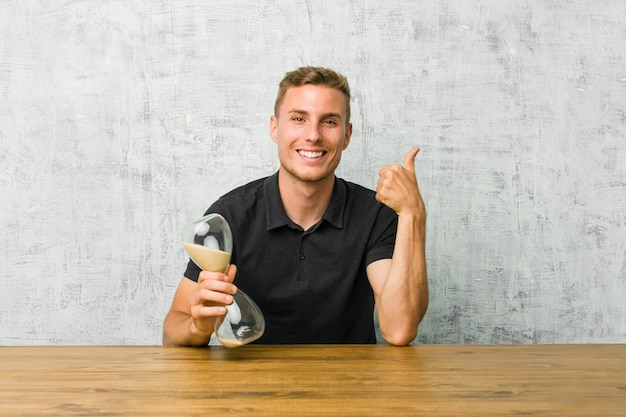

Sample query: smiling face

[270,84,352,186]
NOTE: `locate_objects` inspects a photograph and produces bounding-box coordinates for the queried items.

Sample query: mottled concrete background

[1,1,625,345]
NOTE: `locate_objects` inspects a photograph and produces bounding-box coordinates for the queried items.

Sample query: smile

[298,150,325,159]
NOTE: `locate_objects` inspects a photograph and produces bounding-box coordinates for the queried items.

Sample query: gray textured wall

[1,0,625,345]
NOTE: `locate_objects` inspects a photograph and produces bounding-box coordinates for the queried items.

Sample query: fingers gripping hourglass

[182,214,265,347]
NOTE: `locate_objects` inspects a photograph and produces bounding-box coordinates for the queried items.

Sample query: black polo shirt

[184,172,397,344]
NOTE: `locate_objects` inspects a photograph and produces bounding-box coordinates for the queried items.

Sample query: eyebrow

[288,109,343,120]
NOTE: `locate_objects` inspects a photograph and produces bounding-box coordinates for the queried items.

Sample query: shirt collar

[264,171,346,230]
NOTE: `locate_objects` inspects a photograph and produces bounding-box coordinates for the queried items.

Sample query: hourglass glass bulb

[215,290,265,347]
[181,213,232,273]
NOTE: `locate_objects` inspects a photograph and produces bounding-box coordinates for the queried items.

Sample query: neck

[277,170,335,231]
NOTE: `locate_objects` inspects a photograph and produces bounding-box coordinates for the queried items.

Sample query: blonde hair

[274,66,351,124]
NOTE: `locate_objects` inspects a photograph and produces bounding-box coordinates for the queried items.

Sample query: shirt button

[299,254,305,260]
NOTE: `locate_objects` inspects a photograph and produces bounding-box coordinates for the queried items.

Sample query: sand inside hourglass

[182,242,230,273]
[217,324,245,348]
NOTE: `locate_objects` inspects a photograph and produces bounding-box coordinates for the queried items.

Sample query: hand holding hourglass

[182,214,265,347]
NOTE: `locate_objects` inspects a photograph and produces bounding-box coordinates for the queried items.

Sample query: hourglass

[182,213,265,347]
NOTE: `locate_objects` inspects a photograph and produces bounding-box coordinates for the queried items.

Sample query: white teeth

[299,150,323,158]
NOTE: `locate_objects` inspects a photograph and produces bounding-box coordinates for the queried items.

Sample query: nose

[305,121,322,142]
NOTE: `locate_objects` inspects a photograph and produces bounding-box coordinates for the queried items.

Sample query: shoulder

[204,176,269,217]
[340,178,375,198]
[339,178,383,209]
[218,177,267,203]
[339,177,397,220]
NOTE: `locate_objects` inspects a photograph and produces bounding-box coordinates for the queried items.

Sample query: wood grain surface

[1,344,625,416]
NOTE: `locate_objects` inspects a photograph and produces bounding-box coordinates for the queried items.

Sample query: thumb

[225,264,237,284]
[403,147,421,172]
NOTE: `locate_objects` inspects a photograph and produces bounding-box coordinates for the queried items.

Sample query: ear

[270,115,278,143]
[342,122,353,150]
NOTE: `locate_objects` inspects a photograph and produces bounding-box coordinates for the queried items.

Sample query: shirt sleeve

[365,204,398,266]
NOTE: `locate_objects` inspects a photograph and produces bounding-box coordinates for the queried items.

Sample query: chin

[284,167,333,184]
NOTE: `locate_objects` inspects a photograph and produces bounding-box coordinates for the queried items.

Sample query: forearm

[376,213,429,345]
[162,310,214,347]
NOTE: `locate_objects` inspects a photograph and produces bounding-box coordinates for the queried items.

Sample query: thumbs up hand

[375,147,426,221]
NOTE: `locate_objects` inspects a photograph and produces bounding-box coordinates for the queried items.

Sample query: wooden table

[0,344,625,416]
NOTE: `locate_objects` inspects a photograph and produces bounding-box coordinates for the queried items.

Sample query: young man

[163,66,428,346]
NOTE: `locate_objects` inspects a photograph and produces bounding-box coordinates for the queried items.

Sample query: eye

[322,119,337,125]
[292,116,304,122]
